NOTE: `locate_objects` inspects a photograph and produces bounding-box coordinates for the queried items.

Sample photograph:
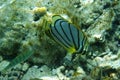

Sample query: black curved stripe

[54,18,79,50]
[50,25,70,48]
[60,21,73,44]
[69,24,79,49]
[69,24,77,49]
[60,21,71,41]
[55,19,72,46]
[78,35,86,53]
[51,19,72,48]
[70,24,80,50]
[81,36,87,54]
[54,19,72,47]
[54,19,62,25]
[60,21,73,47]
[54,24,70,46]
[77,29,80,50]
[50,17,88,54]
[77,31,84,53]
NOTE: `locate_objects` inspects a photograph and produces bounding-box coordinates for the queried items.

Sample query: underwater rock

[0,0,120,80]
[0,0,65,68]
[87,9,115,43]
[0,60,9,71]
[22,65,53,80]
[22,63,29,71]
[32,7,47,21]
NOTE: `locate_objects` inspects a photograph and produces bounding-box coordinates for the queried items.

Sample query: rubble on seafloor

[0,0,120,80]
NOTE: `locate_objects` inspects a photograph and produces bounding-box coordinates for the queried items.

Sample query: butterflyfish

[46,15,89,54]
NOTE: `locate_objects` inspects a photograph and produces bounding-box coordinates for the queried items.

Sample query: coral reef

[0,0,120,80]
